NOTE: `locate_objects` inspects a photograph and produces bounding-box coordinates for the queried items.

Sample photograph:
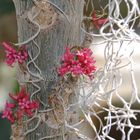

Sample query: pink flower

[2,103,15,123]
[70,64,83,76]
[76,48,96,78]
[9,87,39,118]
[62,47,74,62]
[58,48,75,76]
[58,47,96,78]
[92,11,108,29]
[1,87,39,123]
[2,42,28,66]
[9,87,28,101]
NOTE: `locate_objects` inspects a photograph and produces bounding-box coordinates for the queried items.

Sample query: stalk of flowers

[2,42,28,67]
[92,10,108,29]
[2,87,39,124]
[58,47,96,79]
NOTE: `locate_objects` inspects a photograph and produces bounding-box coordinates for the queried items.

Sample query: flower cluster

[92,10,108,29]
[2,42,28,66]
[2,103,15,123]
[58,47,96,78]
[2,87,39,123]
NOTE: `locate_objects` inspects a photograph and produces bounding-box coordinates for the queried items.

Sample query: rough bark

[12,0,85,139]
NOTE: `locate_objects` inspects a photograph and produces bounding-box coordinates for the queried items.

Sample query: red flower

[92,11,108,29]
[2,87,39,123]
[2,42,28,66]
[58,47,96,78]
[2,103,16,123]
[62,47,74,62]
[76,48,96,78]
[9,87,39,119]
[9,87,28,101]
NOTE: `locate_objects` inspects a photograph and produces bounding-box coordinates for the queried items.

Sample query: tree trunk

[12,0,85,139]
